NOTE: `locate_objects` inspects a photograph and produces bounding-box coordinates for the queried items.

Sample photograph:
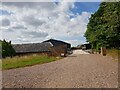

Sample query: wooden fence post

[101,47,107,56]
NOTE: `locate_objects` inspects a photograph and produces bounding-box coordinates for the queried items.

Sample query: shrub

[1,40,15,58]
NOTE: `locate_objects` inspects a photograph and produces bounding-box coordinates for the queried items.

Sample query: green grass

[2,55,61,70]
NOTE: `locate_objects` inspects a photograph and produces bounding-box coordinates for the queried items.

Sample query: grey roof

[43,39,71,46]
[12,42,53,53]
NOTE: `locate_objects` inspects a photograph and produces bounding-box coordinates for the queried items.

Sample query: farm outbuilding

[12,42,52,56]
[43,39,71,56]
[12,39,71,57]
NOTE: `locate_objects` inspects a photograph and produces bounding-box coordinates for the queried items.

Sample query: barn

[12,42,52,56]
[81,44,91,50]
[43,39,71,56]
[43,39,71,49]
[12,39,71,57]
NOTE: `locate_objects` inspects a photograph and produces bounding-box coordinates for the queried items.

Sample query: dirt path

[2,51,118,88]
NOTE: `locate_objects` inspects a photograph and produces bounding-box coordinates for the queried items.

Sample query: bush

[1,40,15,58]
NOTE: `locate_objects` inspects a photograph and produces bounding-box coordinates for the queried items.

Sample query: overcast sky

[0,1,100,46]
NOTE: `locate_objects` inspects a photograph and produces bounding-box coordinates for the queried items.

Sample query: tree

[84,2,120,50]
[0,40,16,58]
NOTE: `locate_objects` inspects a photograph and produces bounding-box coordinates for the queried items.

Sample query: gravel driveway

[2,50,118,88]
[73,50,89,54]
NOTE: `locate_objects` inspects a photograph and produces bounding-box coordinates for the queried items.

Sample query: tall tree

[84,2,120,50]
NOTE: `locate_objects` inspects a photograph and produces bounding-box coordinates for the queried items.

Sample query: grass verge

[2,55,61,70]
[107,49,120,62]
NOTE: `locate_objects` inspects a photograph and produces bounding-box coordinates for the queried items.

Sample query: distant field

[2,55,61,70]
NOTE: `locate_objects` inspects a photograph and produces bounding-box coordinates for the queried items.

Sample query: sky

[0,1,101,46]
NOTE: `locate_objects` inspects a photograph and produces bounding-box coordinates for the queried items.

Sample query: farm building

[12,42,52,56]
[43,39,71,49]
[12,39,71,56]
[76,44,91,50]
[81,44,91,50]
[43,39,71,56]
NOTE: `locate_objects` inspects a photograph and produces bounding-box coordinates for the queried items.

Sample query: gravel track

[73,50,89,54]
[2,51,118,88]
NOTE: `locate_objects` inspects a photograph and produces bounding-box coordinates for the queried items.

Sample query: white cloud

[1,2,91,46]
[65,40,83,47]
[23,15,46,27]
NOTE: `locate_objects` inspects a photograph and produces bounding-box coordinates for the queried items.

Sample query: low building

[81,44,91,50]
[43,39,71,50]
[12,42,53,56]
[12,39,71,57]
[43,39,71,56]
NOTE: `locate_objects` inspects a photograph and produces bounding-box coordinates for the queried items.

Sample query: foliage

[2,55,60,70]
[84,2,120,50]
[0,39,16,58]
